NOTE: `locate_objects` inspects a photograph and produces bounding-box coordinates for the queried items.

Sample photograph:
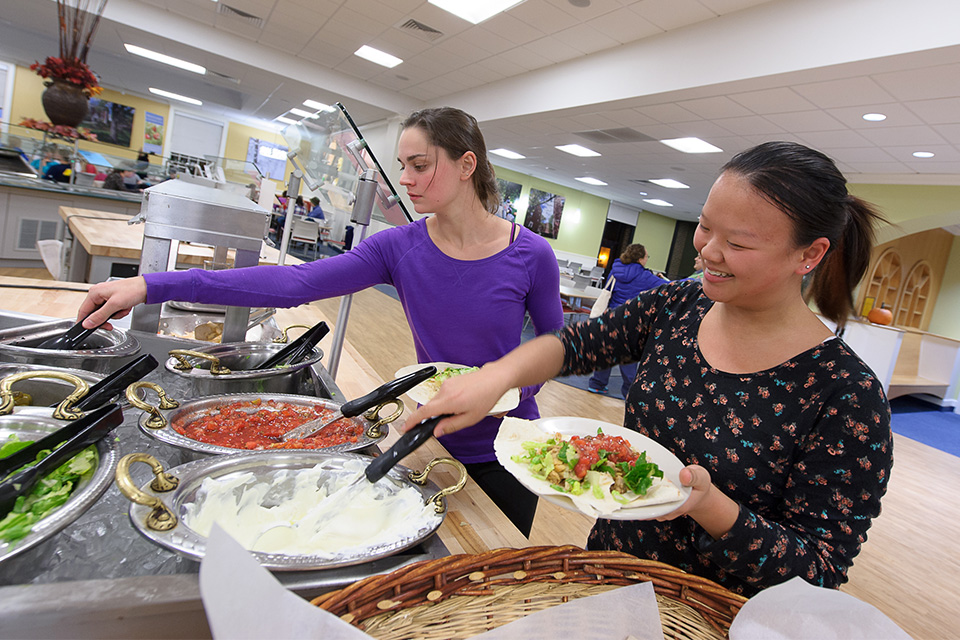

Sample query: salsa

[570,433,639,479]
[172,399,363,450]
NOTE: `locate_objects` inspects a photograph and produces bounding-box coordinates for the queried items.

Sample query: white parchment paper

[729,577,912,640]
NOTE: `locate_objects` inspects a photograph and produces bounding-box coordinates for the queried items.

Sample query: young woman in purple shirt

[77,107,564,536]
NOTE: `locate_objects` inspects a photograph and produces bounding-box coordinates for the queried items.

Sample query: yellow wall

[849,182,960,342]
[11,64,169,167]
[632,210,676,273]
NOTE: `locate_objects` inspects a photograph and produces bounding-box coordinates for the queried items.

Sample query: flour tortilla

[494,418,687,519]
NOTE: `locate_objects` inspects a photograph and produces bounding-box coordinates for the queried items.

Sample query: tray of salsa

[125,387,395,457]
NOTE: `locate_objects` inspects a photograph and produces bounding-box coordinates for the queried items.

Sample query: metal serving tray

[0,413,120,565]
[117,450,461,571]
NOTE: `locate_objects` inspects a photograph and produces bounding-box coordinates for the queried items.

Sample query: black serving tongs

[254,321,330,370]
[51,354,158,412]
[0,403,124,515]
[364,413,451,484]
[280,365,437,441]
[35,307,111,351]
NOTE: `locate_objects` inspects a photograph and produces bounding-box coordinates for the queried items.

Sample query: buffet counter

[57,207,298,283]
[0,178,142,268]
[0,276,528,638]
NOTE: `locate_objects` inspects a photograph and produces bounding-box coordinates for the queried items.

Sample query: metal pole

[277,171,301,265]
[326,168,377,379]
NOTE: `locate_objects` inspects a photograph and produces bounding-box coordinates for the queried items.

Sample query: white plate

[494,416,691,520]
[394,362,520,415]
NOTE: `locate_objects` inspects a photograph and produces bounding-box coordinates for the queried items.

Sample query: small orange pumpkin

[867,306,893,325]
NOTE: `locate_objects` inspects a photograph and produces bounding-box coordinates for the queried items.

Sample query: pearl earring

[805,265,811,270]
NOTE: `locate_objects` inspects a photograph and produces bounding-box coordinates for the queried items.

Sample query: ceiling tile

[795,129,874,150]
[640,103,702,124]
[903,97,960,126]
[873,63,960,101]
[698,0,775,14]
[856,125,947,147]
[765,110,846,133]
[825,103,924,128]
[520,38,580,65]
[931,124,960,145]
[728,87,817,114]
[844,161,912,174]
[510,1,578,32]
[631,0,717,31]
[713,115,785,136]
[586,7,662,44]
[677,96,753,119]
[554,23,622,55]
[792,76,897,109]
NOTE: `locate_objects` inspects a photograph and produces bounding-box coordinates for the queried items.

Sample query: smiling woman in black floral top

[406,141,893,596]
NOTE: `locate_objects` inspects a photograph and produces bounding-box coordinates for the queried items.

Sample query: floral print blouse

[556,280,892,596]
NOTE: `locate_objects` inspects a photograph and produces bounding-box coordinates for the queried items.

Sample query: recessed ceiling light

[148,87,202,106]
[288,108,317,119]
[648,178,689,189]
[428,0,525,24]
[556,144,601,157]
[576,177,607,186]
[913,151,935,158]
[303,100,330,111]
[490,148,525,160]
[275,116,296,125]
[354,45,403,68]
[862,113,887,122]
[659,137,723,154]
[125,44,206,74]
[643,198,673,207]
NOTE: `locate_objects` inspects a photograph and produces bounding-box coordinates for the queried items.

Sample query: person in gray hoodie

[588,243,667,397]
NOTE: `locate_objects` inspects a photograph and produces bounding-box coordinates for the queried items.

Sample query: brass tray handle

[12,391,33,407]
[115,453,179,532]
[0,371,88,420]
[273,324,311,344]
[362,399,404,440]
[126,381,179,429]
[408,457,467,515]
[168,349,232,376]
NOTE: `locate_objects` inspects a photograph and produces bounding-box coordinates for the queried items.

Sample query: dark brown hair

[620,244,647,265]
[402,107,501,213]
[721,141,885,328]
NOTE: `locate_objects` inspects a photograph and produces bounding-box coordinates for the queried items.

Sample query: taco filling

[512,429,664,504]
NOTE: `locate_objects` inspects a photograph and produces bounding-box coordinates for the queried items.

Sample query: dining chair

[290,217,321,260]
[588,265,605,286]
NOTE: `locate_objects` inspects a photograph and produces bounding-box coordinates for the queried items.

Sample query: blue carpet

[889,396,960,458]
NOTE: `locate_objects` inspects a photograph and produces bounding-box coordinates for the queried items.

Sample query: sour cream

[182,459,437,556]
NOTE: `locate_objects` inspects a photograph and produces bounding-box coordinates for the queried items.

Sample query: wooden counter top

[0,274,528,554]
[58,206,300,267]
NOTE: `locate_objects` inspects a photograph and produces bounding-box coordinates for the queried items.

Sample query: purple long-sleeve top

[144,218,564,463]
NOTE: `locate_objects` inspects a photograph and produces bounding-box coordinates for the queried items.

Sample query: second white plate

[394,362,520,415]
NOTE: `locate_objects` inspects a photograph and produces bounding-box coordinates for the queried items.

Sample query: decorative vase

[41,79,89,127]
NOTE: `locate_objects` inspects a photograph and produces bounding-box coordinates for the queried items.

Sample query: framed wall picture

[82,98,135,147]
[523,188,565,239]
[496,178,522,222]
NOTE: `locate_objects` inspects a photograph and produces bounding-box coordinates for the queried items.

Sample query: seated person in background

[293,195,307,216]
[42,153,72,183]
[102,165,147,191]
[306,196,324,220]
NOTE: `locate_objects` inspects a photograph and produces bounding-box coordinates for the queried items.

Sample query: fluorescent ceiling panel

[490,148,525,159]
[428,0,525,24]
[659,137,723,154]
[124,43,206,74]
[149,87,202,105]
[354,45,403,68]
[556,144,601,157]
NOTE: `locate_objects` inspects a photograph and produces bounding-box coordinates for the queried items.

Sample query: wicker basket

[312,545,747,640]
